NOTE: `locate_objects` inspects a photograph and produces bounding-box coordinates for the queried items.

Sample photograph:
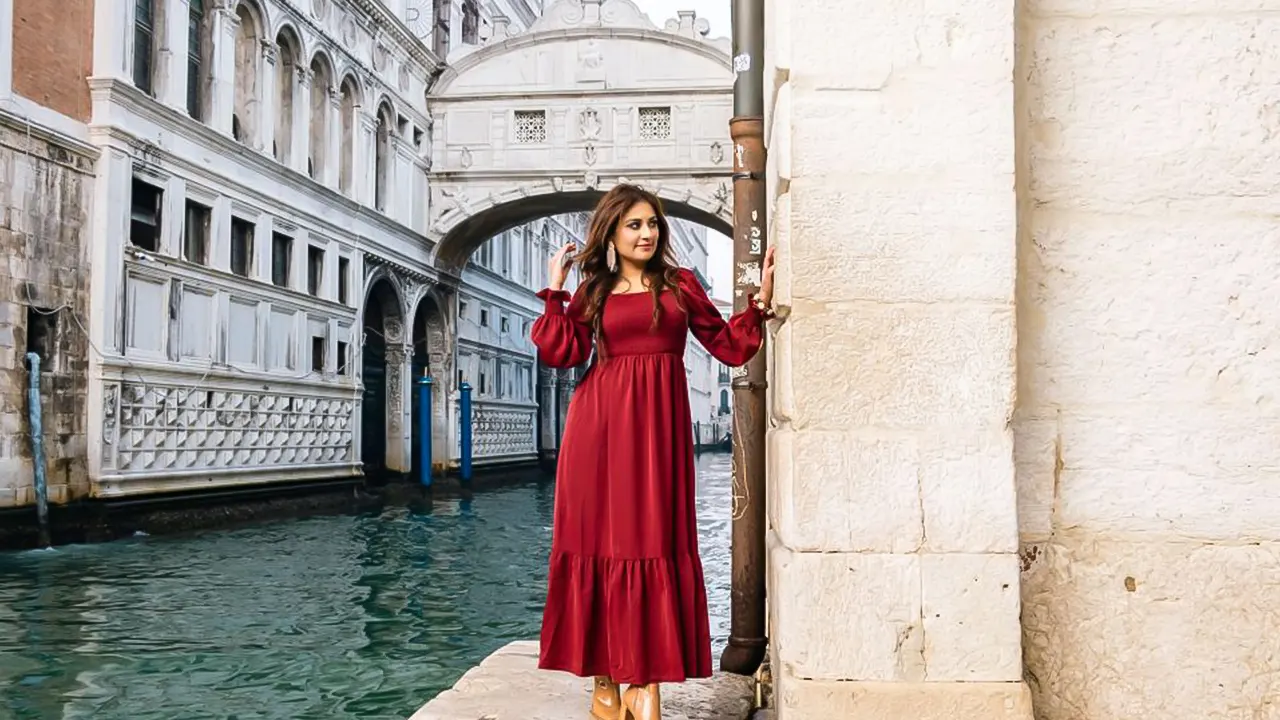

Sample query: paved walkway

[410,641,757,720]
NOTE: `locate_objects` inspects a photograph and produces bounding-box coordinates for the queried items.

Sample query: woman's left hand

[758,245,776,307]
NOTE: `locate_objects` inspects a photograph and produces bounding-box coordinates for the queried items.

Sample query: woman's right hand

[548,242,575,291]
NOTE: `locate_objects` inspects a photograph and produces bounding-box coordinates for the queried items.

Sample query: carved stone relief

[710,141,725,164]
[579,108,601,140]
[114,383,355,472]
[583,143,597,166]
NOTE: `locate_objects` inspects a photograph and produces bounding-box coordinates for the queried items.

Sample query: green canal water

[0,453,735,720]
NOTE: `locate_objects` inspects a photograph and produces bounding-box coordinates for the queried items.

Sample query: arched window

[232,2,262,145]
[187,0,210,119]
[338,77,358,195]
[274,30,301,163]
[309,55,333,180]
[374,101,395,212]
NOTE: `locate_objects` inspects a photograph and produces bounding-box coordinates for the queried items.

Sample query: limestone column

[257,40,277,156]
[91,0,130,83]
[161,0,189,112]
[764,0,1034,718]
[325,89,342,188]
[384,339,412,473]
[356,110,377,206]
[393,136,416,225]
[85,145,134,481]
[209,8,238,136]
[291,67,312,176]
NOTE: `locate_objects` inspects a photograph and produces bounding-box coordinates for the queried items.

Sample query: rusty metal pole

[720,0,768,677]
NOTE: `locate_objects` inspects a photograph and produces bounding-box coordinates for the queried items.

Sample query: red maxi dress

[531,268,766,685]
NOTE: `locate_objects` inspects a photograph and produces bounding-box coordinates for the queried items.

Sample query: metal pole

[459,381,473,484]
[417,376,433,487]
[720,0,768,677]
[25,353,50,547]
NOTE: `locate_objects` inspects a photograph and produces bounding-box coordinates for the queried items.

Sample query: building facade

[1,0,732,507]
[765,0,1280,718]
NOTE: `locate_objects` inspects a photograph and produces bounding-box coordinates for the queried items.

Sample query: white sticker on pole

[733,53,751,73]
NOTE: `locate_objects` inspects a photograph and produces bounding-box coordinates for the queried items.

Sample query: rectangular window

[271,233,292,288]
[307,246,324,296]
[480,308,489,327]
[187,0,204,118]
[133,0,155,94]
[25,306,57,369]
[183,200,210,264]
[336,340,349,375]
[129,177,162,251]
[230,218,253,277]
[513,110,547,144]
[500,315,509,334]
[638,106,672,140]
[337,257,350,304]
[311,336,325,372]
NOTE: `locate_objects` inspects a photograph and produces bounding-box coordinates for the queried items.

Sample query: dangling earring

[606,242,618,272]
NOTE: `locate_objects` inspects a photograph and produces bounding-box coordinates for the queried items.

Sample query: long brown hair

[573,184,685,356]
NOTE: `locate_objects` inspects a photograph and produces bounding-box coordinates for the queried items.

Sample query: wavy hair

[573,184,685,357]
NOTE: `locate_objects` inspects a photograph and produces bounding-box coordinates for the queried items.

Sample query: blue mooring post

[459,382,473,484]
[417,376,432,487]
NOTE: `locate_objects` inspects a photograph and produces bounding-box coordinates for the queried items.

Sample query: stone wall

[763,0,1032,718]
[1013,1,1280,717]
[0,112,95,507]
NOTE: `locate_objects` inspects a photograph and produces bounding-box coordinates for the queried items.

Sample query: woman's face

[612,201,660,267]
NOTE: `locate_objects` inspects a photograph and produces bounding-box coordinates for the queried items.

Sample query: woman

[530,184,775,720]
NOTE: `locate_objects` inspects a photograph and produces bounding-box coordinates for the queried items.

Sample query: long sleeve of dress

[680,268,765,367]
[531,286,594,368]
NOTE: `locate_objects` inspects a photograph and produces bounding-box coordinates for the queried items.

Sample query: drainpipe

[721,0,768,677]
[25,353,50,547]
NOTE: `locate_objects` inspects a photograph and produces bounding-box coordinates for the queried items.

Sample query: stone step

[410,641,757,720]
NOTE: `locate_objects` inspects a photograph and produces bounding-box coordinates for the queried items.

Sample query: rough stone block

[1025,14,1280,211]
[788,86,1013,183]
[790,176,1015,304]
[1011,412,1057,541]
[1022,533,1280,720]
[773,676,1032,720]
[788,0,1014,94]
[1017,213,1280,409]
[921,430,1019,553]
[771,545,923,681]
[771,426,923,553]
[782,302,1014,431]
[922,553,1023,681]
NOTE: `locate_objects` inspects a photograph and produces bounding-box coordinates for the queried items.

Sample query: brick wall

[0,116,94,507]
[11,0,95,122]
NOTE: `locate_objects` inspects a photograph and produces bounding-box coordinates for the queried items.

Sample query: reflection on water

[0,453,734,720]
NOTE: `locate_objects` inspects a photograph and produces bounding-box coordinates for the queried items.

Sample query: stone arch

[307,50,336,180]
[429,181,733,275]
[373,97,397,212]
[231,0,268,146]
[360,267,410,475]
[410,285,453,475]
[272,25,303,164]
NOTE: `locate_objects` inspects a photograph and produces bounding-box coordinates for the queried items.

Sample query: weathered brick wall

[11,0,95,123]
[0,116,94,507]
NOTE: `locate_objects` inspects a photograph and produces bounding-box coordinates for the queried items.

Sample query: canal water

[0,453,735,720]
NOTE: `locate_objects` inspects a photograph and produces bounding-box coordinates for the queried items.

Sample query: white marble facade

[72,0,733,498]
